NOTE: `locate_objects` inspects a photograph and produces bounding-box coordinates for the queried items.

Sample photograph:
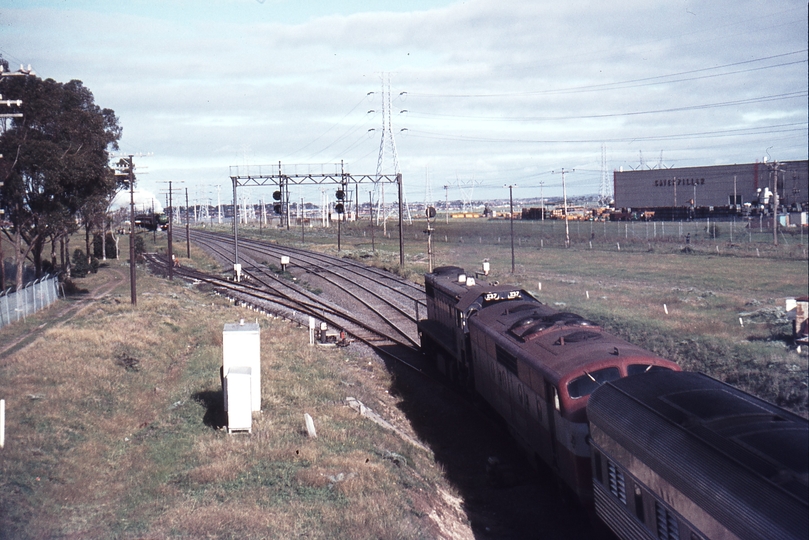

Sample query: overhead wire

[405,91,807,122]
[404,122,806,145]
[408,51,807,98]
[282,97,366,161]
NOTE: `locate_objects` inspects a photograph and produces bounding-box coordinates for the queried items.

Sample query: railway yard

[148,228,599,537]
[0,222,806,538]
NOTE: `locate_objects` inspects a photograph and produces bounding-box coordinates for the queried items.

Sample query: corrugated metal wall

[613,160,808,209]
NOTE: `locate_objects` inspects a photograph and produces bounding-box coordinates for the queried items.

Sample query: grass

[231,217,809,416]
[3,220,804,536]
[0,243,464,539]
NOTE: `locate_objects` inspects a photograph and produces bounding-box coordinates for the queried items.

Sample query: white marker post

[1,399,5,449]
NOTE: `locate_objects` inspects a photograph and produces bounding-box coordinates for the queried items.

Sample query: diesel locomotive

[418,265,808,539]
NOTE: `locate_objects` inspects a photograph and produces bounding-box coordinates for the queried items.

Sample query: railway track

[144,230,597,538]
[145,230,428,372]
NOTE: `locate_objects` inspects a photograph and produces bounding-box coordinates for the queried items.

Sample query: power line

[405,122,807,145]
[408,50,807,98]
[405,91,807,122]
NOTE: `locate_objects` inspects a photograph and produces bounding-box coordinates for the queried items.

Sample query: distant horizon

[7,0,803,203]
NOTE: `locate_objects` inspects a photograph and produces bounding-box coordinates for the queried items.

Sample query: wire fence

[0,275,61,329]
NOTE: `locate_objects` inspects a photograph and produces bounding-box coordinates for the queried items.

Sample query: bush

[93,232,118,259]
[71,249,91,277]
[135,235,146,261]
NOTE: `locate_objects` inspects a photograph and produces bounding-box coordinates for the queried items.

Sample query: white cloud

[1,0,806,202]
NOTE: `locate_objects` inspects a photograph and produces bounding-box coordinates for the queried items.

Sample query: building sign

[655,177,706,187]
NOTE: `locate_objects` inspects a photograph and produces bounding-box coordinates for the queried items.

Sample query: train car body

[418,266,680,502]
[588,371,809,540]
[134,212,169,231]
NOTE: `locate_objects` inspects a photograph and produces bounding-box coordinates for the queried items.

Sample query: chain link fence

[0,275,61,329]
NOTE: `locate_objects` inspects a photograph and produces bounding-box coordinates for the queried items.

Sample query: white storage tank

[224,366,252,433]
[223,320,261,412]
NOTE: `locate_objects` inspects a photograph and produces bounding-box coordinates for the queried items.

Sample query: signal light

[426,206,436,219]
[336,190,345,200]
[335,203,344,214]
[273,203,282,214]
[273,191,281,201]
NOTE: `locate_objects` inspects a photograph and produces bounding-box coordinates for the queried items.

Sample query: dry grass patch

[1,259,461,538]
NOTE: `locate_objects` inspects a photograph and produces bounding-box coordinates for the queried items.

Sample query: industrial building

[613,160,808,219]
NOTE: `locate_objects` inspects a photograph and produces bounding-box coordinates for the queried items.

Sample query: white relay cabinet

[223,366,252,433]
[222,320,261,433]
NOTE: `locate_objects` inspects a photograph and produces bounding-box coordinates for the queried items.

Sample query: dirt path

[0,266,126,362]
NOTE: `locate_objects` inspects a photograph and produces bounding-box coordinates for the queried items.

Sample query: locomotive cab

[418,266,537,389]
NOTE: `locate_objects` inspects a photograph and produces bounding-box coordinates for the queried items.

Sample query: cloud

[2,0,806,202]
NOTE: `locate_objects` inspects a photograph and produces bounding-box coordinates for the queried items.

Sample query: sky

[1,0,807,209]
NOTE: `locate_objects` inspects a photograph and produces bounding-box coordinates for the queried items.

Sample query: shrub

[71,249,91,277]
[93,232,118,259]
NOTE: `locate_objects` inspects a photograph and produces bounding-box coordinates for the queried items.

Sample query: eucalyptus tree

[0,68,122,287]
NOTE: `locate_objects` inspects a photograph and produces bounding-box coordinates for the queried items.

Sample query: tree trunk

[32,235,44,279]
[0,232,4,291]
[51,237,58,270]
[101,219,107,261]
[85,221,92,264]
[15,226,24,290]
[64,236,71,279]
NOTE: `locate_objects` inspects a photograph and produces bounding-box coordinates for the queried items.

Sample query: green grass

[0,249,459,539]
[232,217,809,416]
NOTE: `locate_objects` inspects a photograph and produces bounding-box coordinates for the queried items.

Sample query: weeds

[0,260,452,538]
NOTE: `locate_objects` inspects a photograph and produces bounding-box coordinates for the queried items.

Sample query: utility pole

[505,184,517,272]
[167,184,174,279]
[552,168,574,248]
[158,180,182,280]
[539,181,545,221]
[185,188,191,258]
[425,206,436,273]
[217,185,222,224]
[771,161,782,246]
[127,156,137,305]
[232,176,239,267]
[369,190,376,252]
[443,185,449,224]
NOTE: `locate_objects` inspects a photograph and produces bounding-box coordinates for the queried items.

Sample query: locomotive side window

[494,344,518,374]
[655,501,680,540]
[535,396,543,423]
[593,450,603,484]
[568,367,620,399]
[607,460,627,504]
[627,364,672,376]
[634,484,645,523]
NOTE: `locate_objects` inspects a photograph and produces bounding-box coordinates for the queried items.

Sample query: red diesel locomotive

[417,266,680,503]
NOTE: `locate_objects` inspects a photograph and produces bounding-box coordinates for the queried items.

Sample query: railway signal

[424,206,436,273]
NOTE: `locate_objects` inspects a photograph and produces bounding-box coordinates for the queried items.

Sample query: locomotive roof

[427,266,535,312]
[588,371,808,537]
[469,299,667,386]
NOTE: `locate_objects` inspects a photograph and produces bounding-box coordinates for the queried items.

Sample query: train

[134,212,169,231]
[417,265,808,540]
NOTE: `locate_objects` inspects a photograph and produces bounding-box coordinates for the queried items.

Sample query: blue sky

[1,0,807,209]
